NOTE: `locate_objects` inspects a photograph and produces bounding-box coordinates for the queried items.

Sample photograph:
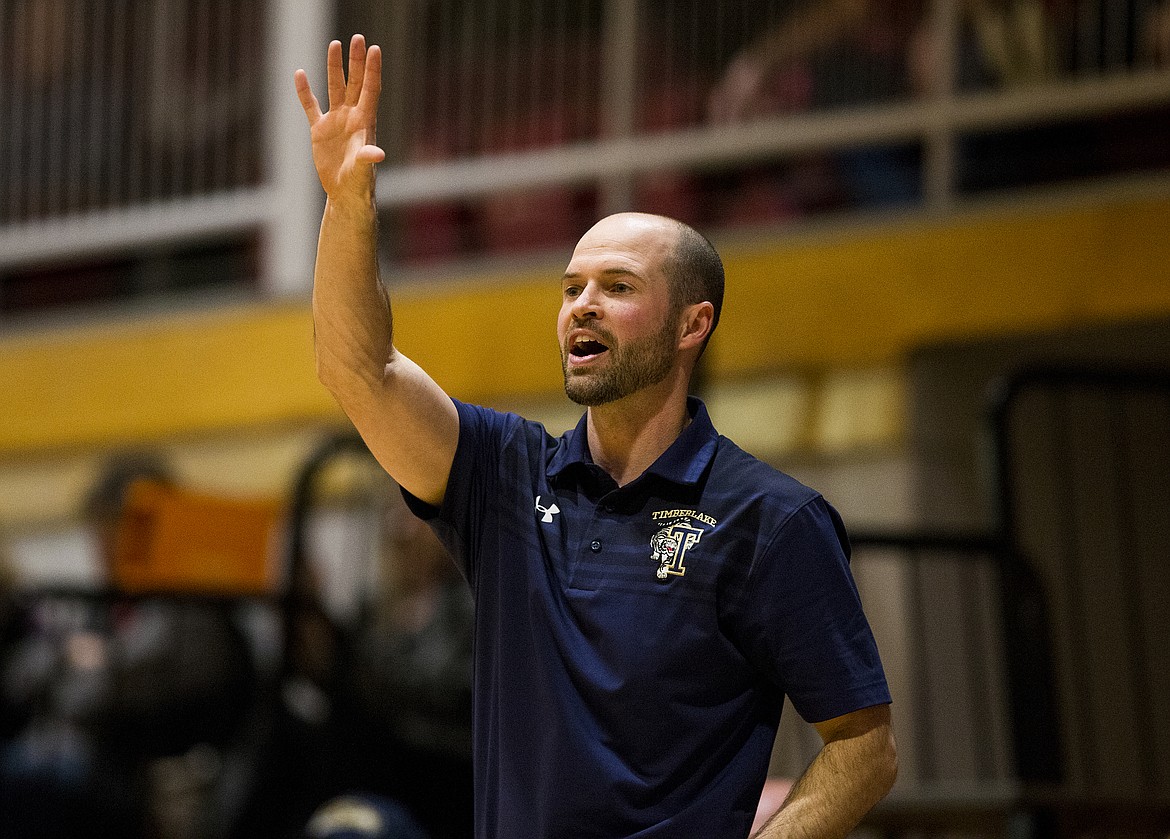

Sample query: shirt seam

[745,493,825,585]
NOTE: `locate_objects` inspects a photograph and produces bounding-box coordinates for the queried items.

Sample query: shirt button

[590,540,602,553]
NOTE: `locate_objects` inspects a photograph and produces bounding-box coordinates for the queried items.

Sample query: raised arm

[752,703,897,838]
[295,35,458,507]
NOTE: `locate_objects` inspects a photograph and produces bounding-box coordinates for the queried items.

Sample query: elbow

[315,350,344,397]
[314,348,369,407]
[314,344,397,404]
[879,727,899,795]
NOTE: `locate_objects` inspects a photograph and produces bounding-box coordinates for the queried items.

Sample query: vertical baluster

[0,0,13,223]
[552,0,567,144]
[126,0,147,203]
[212,0,230,190]
[1050,387,1096,788]
[189,0,210,196]
[473,1,492,157]
[431,0,453,159]
[111,0,134,206]
[168,0,190,199]
[145,0,165,200]
[44,0,67,218]
[66,0,87,215]
[1103,0,1124,71]
[1109,392,1158,793]
[1080,0,1104,74]
[905,552,938,783]
[85,0,107,211]
[525,0,542,150]
[503,0,520,151]
[232,0,255,188]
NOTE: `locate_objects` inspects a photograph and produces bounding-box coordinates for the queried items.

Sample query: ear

[677,301,715,352]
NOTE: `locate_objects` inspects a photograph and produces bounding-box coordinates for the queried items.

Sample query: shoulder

[710,434,822,518]
[705,434,848,560]
[453,399,552,448]
[450,399,572,481]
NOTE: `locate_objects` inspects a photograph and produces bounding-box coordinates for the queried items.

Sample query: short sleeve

[724,496,891,723]
[401,398,519,584]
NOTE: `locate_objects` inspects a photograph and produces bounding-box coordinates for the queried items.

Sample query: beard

[561,316,678,406]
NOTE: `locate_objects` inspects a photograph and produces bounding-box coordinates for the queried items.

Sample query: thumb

[356,144,386,164]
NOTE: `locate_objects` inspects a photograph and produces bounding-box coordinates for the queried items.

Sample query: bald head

[578,213,725,353]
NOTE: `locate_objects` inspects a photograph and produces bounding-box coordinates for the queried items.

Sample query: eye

[563,285,581,298]
[611,282,632,293]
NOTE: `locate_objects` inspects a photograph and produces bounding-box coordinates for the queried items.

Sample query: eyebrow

[562,267,641,280]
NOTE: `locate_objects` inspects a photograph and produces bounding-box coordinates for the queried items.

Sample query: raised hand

[294,34,386,202]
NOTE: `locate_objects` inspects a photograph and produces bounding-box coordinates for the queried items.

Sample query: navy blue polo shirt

[404,397,890,839]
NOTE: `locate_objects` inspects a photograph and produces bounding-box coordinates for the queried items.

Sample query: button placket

[590,492,622,555]
[567,492,621,589]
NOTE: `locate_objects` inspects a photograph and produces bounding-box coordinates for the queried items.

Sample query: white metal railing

[0,0,265,219]
[371,0,1170,205]
[374,68,1170,206]
[2,0,1170,293]
[0,0,326,294]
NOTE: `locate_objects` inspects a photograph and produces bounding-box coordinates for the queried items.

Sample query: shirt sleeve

[401,398,517,585]
[725,496,891,724]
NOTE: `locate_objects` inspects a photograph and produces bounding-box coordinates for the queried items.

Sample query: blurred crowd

[0,445,474,839]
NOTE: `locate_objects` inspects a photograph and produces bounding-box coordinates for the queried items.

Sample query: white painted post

[923,0,959,212]
[598,0,640,216]
[261,0,331,296]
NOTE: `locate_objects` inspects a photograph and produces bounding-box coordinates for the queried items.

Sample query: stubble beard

[561,316,679,407]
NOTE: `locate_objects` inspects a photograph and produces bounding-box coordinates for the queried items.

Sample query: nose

[569,281,602,321]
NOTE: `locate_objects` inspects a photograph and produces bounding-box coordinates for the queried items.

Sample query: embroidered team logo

[648,514,711,580]
[534,495,560,523]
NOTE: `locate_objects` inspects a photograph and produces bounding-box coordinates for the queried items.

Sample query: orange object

[112,479,284,595]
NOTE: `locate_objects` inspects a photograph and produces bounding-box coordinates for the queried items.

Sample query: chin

[563,376,617,407]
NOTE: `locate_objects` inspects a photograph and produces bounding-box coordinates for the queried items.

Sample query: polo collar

[547,397,719,487]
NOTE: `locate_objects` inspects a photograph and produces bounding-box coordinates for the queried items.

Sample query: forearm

[752,717,897,839]
[312,189,395,400]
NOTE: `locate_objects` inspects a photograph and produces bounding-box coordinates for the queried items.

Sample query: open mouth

[569,336,610,362]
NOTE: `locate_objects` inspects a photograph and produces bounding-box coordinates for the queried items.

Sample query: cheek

[620,304,671,340]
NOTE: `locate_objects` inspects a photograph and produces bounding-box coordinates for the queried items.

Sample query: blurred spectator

[352,486,473,766]
[352,485,473,823]
[142,0,265,196]
[919,0,1117,194]
[3,0,77,222]
[0,530,15,643]
[302,793,428,839]
[905,0,1067,94]
[342,484,473,839]
[0,530,20,745]
[959,0,1063,88]
[1143,0,1170,67]
[296,482,473,839]
[708,0,927,213]
[0,451,257,839]
[708,0,907,122]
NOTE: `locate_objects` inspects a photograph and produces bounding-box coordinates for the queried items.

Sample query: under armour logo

[535,495,560,523]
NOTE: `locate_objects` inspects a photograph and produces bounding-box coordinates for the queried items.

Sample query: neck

[585,371,692,487]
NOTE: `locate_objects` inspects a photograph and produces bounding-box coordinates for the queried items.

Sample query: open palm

[295,34,385,199]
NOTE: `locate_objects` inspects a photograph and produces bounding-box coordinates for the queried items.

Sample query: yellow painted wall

[2,193,1169,458]
[709,195,1170,374]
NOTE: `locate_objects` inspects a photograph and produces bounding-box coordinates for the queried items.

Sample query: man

[295,34,896,839]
